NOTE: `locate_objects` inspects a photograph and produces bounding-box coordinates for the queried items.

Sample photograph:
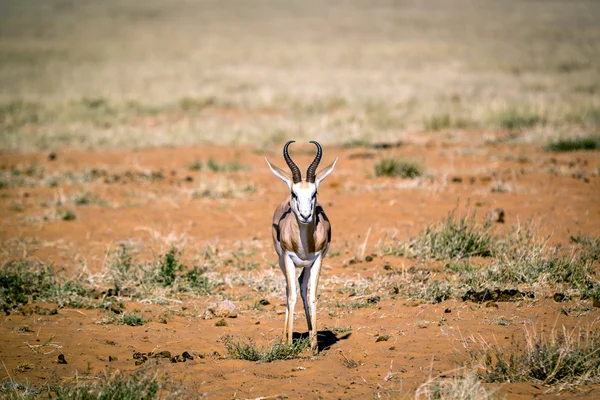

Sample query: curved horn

[283,140,302,184]
[306,140,322,183]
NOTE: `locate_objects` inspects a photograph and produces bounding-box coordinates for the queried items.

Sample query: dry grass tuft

[467,324,600,390]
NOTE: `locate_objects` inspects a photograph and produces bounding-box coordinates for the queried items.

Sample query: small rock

[487,208,505,224]
[259,299,270,306]
[151,351,172,359]
[202,300,238,319]
[34,306,58,315]
[104,302,123,314]
[57,354,67,364]
[108,356,117,362]
[444,308,452,314]
[215,319,228,327]
[17,305,34,316]
[182,351,194,361]
[375,335,390,342]
[48,152,57,161]
[367,296,381,304]
[171,355,185,363]
[553,293,567,303]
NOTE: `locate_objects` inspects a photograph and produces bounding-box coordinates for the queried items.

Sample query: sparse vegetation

[384,210,496,259]
[59,208,77,221]
[381,214,598,302]
[206,158,248,172]
[449,227,598,294]
[422,113,471,131]
[0,260,93,312]
[120,312,147,326]
[330,325,353,334]
[374,157,424,179]
[187,159,203,171]
[156,247,184,287]
[415,370,495,400]
[107,245,213,296]
[494,108,546,130]
[1,369,178,399]
[191,179,256,200]
[545,135,600,152]
[1,1,600,398]
[472,325,600,388]
[423,114,452,131]
[223,336,310,362]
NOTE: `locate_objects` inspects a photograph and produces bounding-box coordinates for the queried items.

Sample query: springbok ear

[265,158,293,189]
[315,157,338,187]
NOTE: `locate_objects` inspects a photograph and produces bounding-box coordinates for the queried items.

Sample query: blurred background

[1,0,599,151]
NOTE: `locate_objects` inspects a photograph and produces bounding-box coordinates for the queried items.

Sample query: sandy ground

[1,132,599,399]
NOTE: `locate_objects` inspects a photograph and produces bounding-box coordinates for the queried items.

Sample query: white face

[291,182,317,224]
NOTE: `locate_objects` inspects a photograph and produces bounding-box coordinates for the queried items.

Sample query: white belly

[276,241,329,267]
[287,250,321,267]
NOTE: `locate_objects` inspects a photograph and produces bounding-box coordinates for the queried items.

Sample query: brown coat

[271,197,331,256]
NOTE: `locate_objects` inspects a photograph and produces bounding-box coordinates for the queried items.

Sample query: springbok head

[266,140,337,224]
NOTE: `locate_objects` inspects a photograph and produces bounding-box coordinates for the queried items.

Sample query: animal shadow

[293,330,351,352]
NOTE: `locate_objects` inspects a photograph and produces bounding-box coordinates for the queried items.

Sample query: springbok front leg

[283,253,297,344]
[308,254,322,353]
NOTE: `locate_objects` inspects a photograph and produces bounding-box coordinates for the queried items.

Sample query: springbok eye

[291,192,298,200]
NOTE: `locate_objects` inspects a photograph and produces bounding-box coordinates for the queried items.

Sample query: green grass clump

[495,109,546,130]
[374,157,424,179]
[107,245,213,295]
[223,336,310,362]
[0,260,93,311]
[49,370,166,399]
[120,312,147,326]
[416,280,452,304]
[187,159,203,171]
[475,326,600,387]
[479,228,595,291]
[59,208,77,221]
[206,158,247,172]
[544,135,599,152]
[107,245,213,296]
[156,247,184,287]
[440,230,597,302]
[0,101,45,130]
[103,311,147,326]
[423,113,452,131]
[384,210,497,260]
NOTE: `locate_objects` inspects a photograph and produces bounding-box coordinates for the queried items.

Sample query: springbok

[265,140,337,353]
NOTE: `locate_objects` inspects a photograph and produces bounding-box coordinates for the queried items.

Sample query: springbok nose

[300,212,311,220]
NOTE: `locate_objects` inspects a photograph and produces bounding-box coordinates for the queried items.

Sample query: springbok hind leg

[299,267,312,333]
